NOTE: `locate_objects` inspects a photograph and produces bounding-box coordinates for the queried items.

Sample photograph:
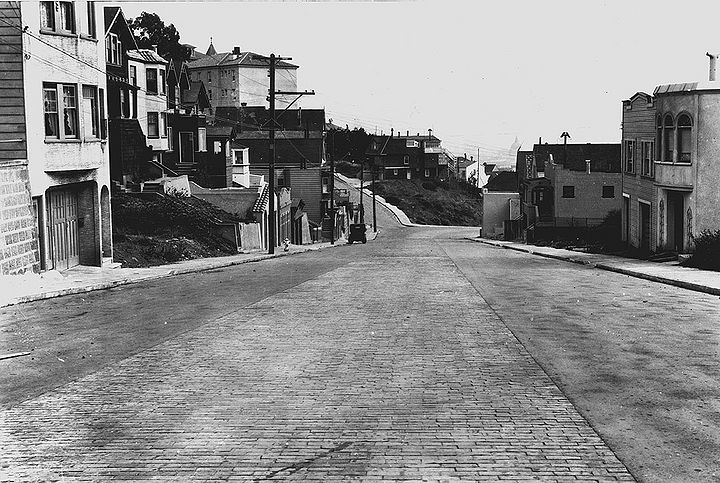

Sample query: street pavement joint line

[255,441,354,481]
[437,239,639,483]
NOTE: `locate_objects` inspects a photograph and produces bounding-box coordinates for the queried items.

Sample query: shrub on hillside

[684,230,720,271]
[334,160,361,179]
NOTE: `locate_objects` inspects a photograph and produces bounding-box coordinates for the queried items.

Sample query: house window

[663,114,674,162]
[129,65,136,86]
[167,127,173,149]
[562,185,575,198]
[624,140,634,173]
[677,114,692,163]
[207,71,212,84]
[105,33,121,65]
[403,155,409,165]
[322,176,329,194]
[81,85,98,138]
[214,141,222,154]
[424,169,430,178]
[44,83,78,139]
[147,112,159,138]
[119,89,130,119]
[393,169,398,176]
[160,112,167,138]
[146,68,158,94]
[40,1,75,34]
[232,149,244,165]
[99,87,106,139]
[198,127,207,152]
[641,141,654,177]
[86,1,96,38]
[159,70,166,95]
[602,186,615,198]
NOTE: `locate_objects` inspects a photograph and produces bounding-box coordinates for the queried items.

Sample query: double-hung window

[147,112,159,138]
[44,83,78,140]
[146,68,158,94]
[106,33,121,65]
[641,140,654,177]
[159,70,166,95]
[624,140,634,173]
[81,85,99,139]
[86,1,96,38]
[40,2,75,34]
[160,112,168,138]
[197,127,207,152]
[677,114,692,163]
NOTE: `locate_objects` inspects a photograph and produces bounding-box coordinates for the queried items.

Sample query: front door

[179,132,194,163]
[666,191,684,252]
[48,189,80,271]
[639,202,650,252]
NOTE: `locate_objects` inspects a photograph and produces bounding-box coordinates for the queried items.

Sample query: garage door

[48,189,80,271]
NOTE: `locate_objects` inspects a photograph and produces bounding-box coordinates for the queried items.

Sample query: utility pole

[255,53,314,254]
[268,54,276,254]
[330,154,335,244]
[359,162,365,223]
[372,162,377,232]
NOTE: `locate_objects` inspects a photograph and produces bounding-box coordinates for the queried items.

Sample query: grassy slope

[370,179,483,226]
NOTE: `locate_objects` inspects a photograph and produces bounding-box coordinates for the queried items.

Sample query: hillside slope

[112,193,243,267]
[370,179,482,226]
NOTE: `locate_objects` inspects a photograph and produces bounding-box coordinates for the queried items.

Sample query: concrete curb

[472,238,720,297]
[1,233,379,309]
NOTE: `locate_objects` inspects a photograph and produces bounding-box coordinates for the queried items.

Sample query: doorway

[179,132,194,163]
[666,191,685,252]
[639,201,650,252]
[48,188,80,271]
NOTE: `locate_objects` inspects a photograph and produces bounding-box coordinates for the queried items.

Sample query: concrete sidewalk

[0,232,377,309]
[475,238,720,296]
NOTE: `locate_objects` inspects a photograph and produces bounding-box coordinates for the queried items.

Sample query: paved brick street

[0,226,634,481]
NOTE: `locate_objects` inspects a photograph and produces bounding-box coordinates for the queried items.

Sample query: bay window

[44,83,78,140]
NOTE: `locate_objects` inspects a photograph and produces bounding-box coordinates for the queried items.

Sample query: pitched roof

[533,143,621,173]
[187,51,298,70]
[206,125,233,138]
[654,81,720,95]
[104,6,120,33]
[126,49,167,64]
[484,170,517,192]
[182,81,210,109]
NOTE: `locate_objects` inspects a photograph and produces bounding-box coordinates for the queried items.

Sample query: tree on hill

[326,126,369,163]
[127,12,190,63]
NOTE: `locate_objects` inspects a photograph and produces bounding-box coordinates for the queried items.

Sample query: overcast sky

[119,0,719,160]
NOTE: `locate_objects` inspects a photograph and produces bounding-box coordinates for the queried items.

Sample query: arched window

[656,115,663,160]
[663,115,675,162]
[677,114,692,163]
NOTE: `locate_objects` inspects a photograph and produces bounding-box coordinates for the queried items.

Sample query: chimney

[708,52,718,81]
[390,127,394,137]
[407,130,409,137]
[428,128,432,139]
[151,44,158,53]
[233,46,242,59]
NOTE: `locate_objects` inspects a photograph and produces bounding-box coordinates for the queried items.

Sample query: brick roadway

[0,238,633,481]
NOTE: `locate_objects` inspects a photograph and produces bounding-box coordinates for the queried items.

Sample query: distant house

[366,129,447,181]
[482,171,520,239]
[212,106,332,227]
[531,143,621,225]
[164,61,211,181]
[186,42,299,110]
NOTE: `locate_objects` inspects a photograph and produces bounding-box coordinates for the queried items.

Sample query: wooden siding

[0,2,26,162]
[622,95,658,250]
